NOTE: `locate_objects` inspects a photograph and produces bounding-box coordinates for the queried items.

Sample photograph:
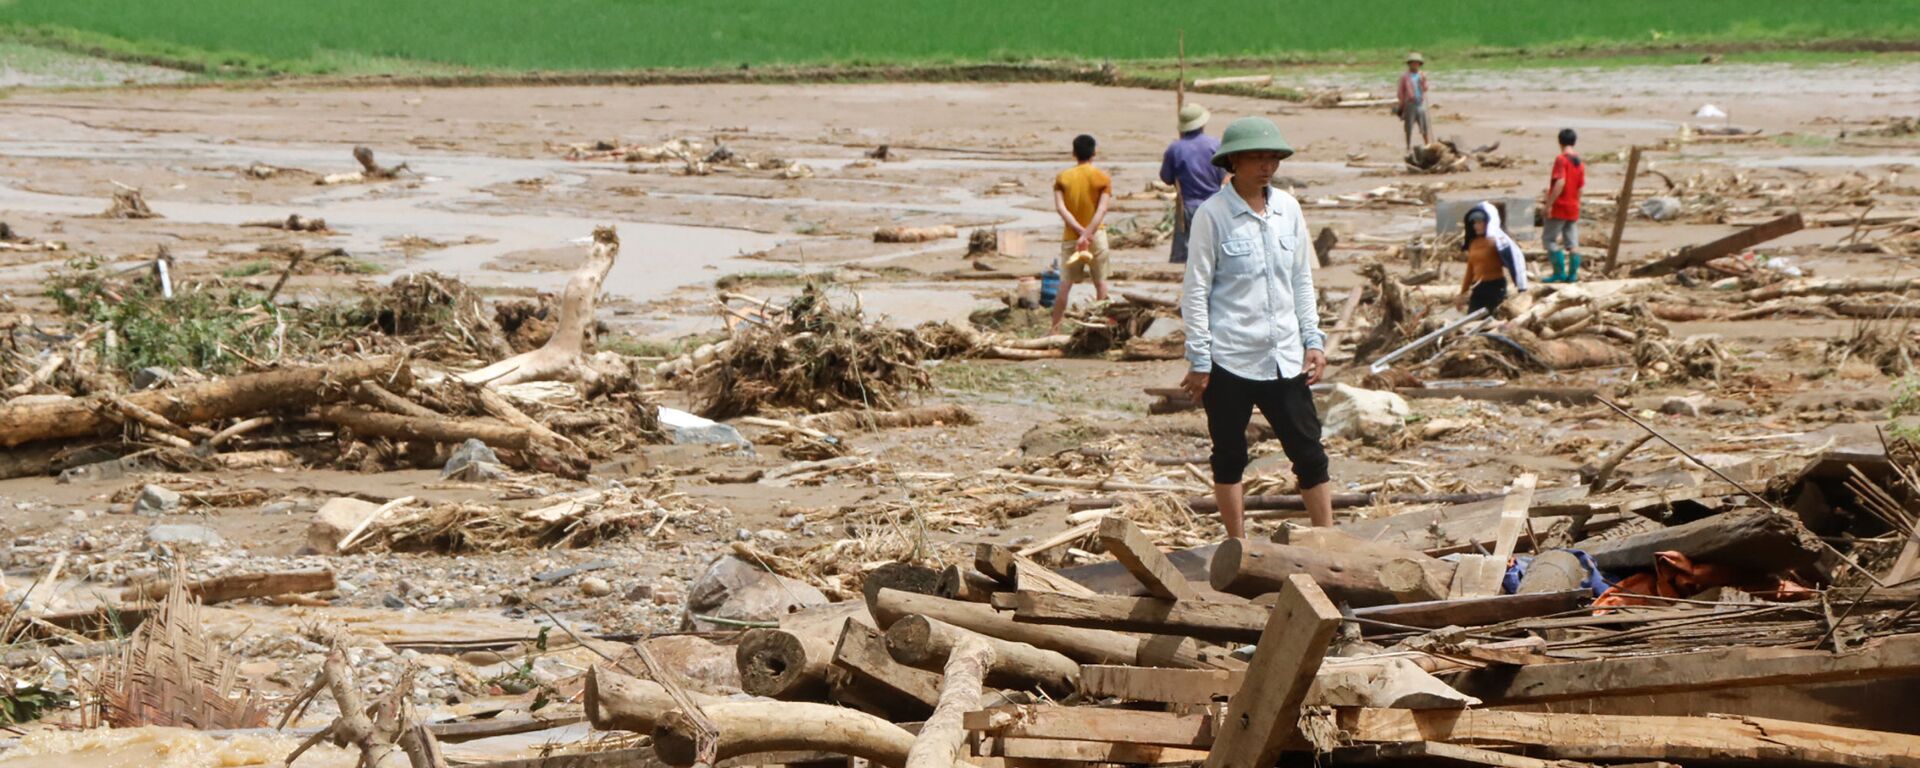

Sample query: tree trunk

[0,357,405,448]
[903,636,993,768]
[458,227,618,388]
[870,588,1237,670]
[735,601,871,701]
[316,406,530,449]
[885,614,1077,694]
[1209,539,1401,606]
[120,569,335,605]
[1379,558,1451,603]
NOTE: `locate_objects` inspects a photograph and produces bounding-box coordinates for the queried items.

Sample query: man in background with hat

[1159,103,1227,264]
[1396,52,1432,152]
[1179,116,1334,537]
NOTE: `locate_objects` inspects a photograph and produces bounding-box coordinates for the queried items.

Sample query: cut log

[1380,558,1449,603]
[870,588,1236,670]
[120,569,335,605]
[799,405,974,432]
[903,635,992,768]
[458,226,618,388]
[1629,212,1804,277]
[832,619,941,716]
[582,665,726,733]
[1208,539,1400,605]
[934,565,997,603]
[1097,516,1196,600]
[736,601,871,700]
[1010,590,1268,644]
[316,406,530,449]
[1331,708,1920,768]
[1574,509,1823,572]
[885,614,1077,693]
[1203,575,1343,768]
[0,357,405,448]
[1516,549,1590,594]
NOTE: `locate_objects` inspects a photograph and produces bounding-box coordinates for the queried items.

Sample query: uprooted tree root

[691,283,930,419]
[1826,320,1919,376]
[1637,334,1730,383]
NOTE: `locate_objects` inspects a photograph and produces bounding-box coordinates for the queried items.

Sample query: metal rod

[1368,307,1489,373]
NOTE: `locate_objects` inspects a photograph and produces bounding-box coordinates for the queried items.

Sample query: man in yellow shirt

[1051,134,1112,334]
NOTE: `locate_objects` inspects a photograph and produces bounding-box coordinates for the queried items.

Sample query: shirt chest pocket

[1271,234,1298,279]
[1218,237,1258,276]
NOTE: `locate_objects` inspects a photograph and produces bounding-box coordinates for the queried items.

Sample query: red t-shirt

[1550,153,1585,221]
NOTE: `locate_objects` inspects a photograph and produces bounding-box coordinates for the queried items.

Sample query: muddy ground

[0,60,1917,751]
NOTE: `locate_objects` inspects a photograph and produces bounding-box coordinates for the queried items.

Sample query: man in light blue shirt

[1179,116,1332,537]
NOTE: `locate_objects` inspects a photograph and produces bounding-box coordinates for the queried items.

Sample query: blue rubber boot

[1544,250,1567,283]
[1567,251,1582,283]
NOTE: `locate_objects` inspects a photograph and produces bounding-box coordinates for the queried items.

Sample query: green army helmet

[1211,116,1294,169]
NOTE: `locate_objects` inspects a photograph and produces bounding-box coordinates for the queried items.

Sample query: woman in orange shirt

[1455,202,1528,315]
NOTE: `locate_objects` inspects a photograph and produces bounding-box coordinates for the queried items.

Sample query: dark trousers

[1202,367,1331,488]
[1468,279,1508,315]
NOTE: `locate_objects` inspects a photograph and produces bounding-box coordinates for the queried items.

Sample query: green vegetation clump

[47,256,293,375]
[2,1,1918,76]
[1891,375,1920,443]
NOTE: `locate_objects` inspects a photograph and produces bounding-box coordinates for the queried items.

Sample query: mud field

[1,60,1919,762]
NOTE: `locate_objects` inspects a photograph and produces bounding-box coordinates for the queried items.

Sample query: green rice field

[2,0,1918,77]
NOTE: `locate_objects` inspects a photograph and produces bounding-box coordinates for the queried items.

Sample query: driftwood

[885,614,1078,693]
[458,226,618,388]
[354,145,409,179]
[870,588,1236,670]
[120,569,335,605]
[735,601,871,700]
[903,636,992,768]
[1630,213,1804,277]
[0,357,405,448]
[316,406,530,449]
[874,226,958,243]
[799,404,974,432]
[590,667,913,768]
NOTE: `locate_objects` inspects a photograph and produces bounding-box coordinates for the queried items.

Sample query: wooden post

[1176,30,1186,114]
[1098,516,1197,600]
[1602,145,1642,275]
[1202,575,1342,768]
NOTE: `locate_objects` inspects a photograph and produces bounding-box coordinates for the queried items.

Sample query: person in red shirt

[1542,128,1586,282]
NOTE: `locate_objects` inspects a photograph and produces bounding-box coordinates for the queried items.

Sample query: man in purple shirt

[1160,104,1227,264]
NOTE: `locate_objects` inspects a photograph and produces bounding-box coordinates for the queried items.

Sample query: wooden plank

[1355,590,1586,633]
[1079,665,1243,704]
[1097,516,1196,600]
[1012,591,1268,643]
[1336,487,1594,557]
[1889,528,1920,584]
[1202,575,1342,768]
[1447,555,1492,599]
[1395,386,1597,406]
[1464,475,1534,597]
[980,736,1211,765]
[1331,740,1597,768]
[1334,708,1920,768]
[1451,631,1920,706]
[1603,145,1642,274]
[964,705,1217,748]
[1491,677,1920,737]
[832,619,941,713]
[1629,212,1806,277]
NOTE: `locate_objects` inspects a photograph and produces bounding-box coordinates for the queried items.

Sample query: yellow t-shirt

[1054,164,1112,241]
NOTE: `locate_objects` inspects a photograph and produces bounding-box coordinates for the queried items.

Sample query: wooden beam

[1097,516,1197,600]
[1459,475,1534,597]
[1629,212,1805,277]
[1078,665,1242,705]
[1334,708,1920,768]
[1573,508,1823,572]
[1353,590,1586,633]
[1451,631,1920,706]
[1209,539,1400,605]
[1330,741,1603,768]
[1603,145,1642,275]
[832,619,940,715]
[1012,590,1269,643]
[979,735,1210,766]
[976,544,1096,596]
[1203,575,1343,768]
[964,705,1217,748]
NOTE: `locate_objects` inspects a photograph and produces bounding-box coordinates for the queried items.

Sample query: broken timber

[1203,575,1343,768]
[1630,212,1805,277]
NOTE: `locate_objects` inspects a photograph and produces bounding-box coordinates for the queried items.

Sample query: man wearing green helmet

[1178,116,1334,537]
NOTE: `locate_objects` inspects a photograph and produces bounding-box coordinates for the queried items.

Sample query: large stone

[147,524,223,548]
[639,635,742,696]
[442,438,506,481]
[659,406,748,446]
[1319,384,1410,446]
[682,555,827,631]
[1140,316,1185,341]
[307,497,380,554]
[131,484,181,516]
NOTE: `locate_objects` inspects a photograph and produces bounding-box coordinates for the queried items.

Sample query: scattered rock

[683,555,826,631]
[579,576,614,597]
[1320,384,1410,446]
[307,497,380,554]
[146,523,224,548]
[626,584,654,602]
[131,484,181,516]
[1640,196,1684,222]
[442,438,506,481]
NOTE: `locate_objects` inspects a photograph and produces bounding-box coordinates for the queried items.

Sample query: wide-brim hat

[1406,51,1425,64]
[1178,103,1210,132]
[1211,116,1295,169]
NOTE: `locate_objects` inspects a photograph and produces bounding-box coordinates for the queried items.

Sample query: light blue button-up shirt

[1180,185,1325,380]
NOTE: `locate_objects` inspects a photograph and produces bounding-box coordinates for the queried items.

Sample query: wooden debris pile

[683,283,931,419]
[0,226,662,483]
[572,444,1920,768]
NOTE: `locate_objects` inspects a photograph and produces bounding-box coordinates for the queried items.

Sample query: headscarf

[1474,201,1528,291]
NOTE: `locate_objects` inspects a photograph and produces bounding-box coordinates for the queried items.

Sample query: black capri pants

[1468,279,1508,315]
[1202,367,1331,488]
